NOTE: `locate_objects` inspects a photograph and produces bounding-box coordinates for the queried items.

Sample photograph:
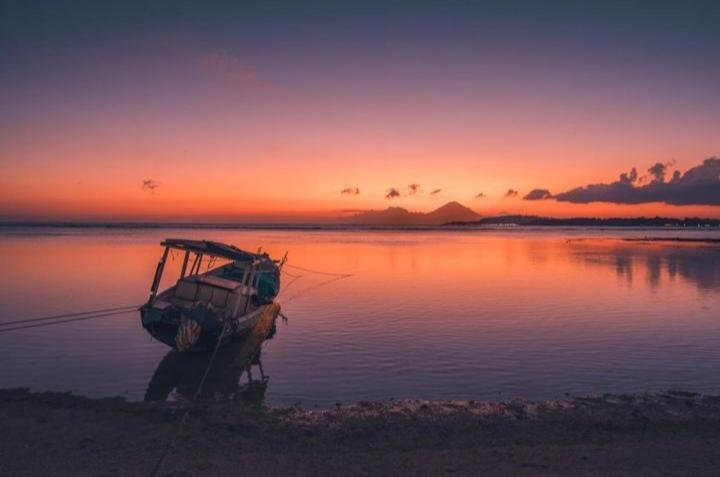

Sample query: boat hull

[141,302,279,353]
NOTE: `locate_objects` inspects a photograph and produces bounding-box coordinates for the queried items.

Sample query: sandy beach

[2,388,720,476]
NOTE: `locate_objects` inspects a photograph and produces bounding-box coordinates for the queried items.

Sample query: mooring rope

[148,321,232,477]
[0,309,138,334]
[280,267,302,279]
[276,273,303,299]
[0,305,141,334]
[280,274,351,305]
[0,305,140,328]
[276,259,354,305]
[283,262,353,278]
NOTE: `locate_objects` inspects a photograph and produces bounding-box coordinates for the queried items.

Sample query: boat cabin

[169,275,253,319]
[147,239,269,318]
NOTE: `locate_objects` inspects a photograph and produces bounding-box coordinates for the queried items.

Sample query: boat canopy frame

[147,239,268,304]
[161,238,262,263]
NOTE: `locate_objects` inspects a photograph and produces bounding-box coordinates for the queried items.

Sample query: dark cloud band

[553,157,720,206]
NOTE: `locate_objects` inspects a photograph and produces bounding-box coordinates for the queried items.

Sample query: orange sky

[2,111,718,221]
[1,3,719,221]
[2,135,719,221]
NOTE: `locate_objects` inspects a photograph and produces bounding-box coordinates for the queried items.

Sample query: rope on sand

[147,303,283,477]
[148,320,232,477]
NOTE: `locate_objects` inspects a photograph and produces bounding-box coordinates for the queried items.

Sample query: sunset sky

[1,0,719,221]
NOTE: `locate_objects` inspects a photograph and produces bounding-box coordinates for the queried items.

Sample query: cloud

[523,189,552,200]
[385,188,401,199]
[407,183,422,195]
[201,50,272,90]
[645,159,677,184]
[553,157,720,206]
[505,189,519,198]
[430,188,442,195]
[141,179,160,193]
[618,167,639,185]
[474,192,486,199]
[646,163,666,183]
[340,187,360,195]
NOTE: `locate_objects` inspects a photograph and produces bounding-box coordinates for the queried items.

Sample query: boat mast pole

[180,251,190,278]
[149,246,170,303]
[187,252,202,276]
[242,260,257,314]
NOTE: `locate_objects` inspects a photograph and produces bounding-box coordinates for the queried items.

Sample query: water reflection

[3,228,720,405]
[569,240,720,292]
[144,311,278,405]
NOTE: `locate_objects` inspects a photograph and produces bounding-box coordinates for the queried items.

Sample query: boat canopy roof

[161,238,261,262]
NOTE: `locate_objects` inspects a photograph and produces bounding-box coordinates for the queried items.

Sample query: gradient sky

[1,0,719,221]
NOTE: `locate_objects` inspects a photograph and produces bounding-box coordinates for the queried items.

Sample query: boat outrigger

[140,239,283,352]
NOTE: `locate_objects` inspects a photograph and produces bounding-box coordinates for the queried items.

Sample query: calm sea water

[1,226,719,406]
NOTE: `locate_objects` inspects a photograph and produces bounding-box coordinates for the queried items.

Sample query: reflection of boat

[140,239,283,352]
[145,304,279,404]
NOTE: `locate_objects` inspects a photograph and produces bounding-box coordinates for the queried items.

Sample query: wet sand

[2,389,720,476]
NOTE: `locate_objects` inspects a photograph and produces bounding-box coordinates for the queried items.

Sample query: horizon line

[3,214,720,228]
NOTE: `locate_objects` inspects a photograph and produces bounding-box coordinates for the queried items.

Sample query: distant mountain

[423,201,484,224]
[447,215,720,227]
[345,201,481,225]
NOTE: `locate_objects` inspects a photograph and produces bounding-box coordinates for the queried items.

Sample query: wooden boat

[140,239,282,352]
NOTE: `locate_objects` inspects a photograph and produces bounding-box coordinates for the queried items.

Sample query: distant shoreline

[2,388,720,476]
[1,216,720,232]
[448,215,720,228]
[622,237,720,243]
